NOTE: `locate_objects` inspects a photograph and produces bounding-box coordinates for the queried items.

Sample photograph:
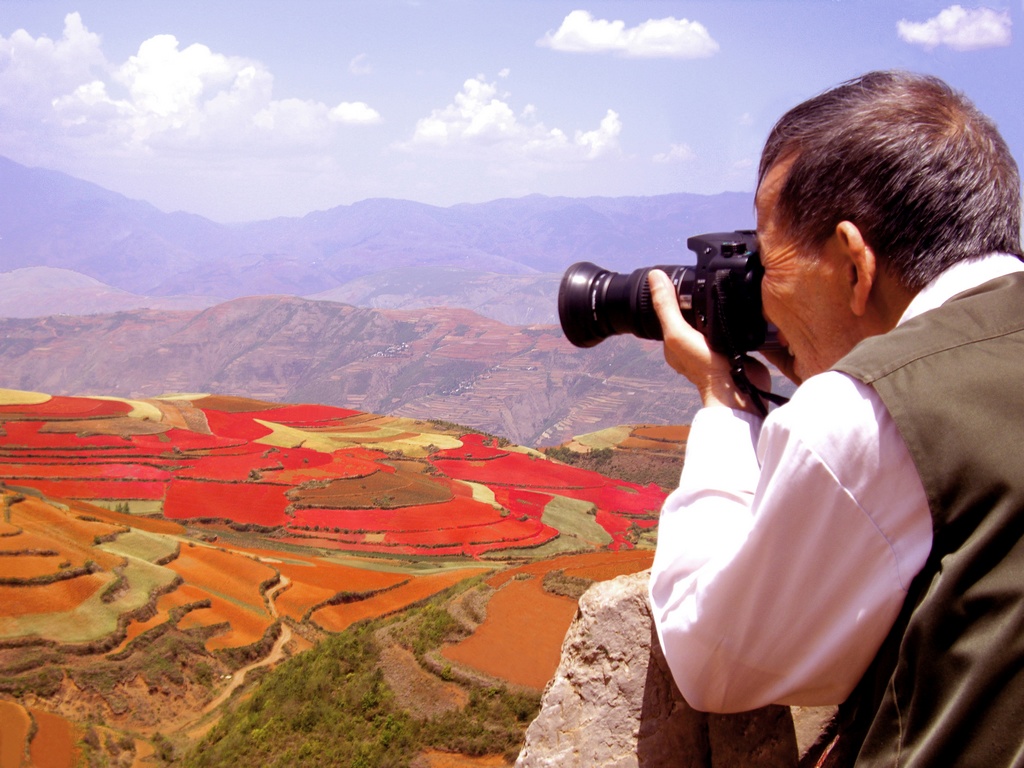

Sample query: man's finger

[648,269,697,342]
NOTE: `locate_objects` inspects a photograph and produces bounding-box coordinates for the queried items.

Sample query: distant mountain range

[0,155,766,444]
[0,296,703,447]
[0,155,754,322]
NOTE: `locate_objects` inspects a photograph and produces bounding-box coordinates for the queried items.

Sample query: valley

[0,387,669,766]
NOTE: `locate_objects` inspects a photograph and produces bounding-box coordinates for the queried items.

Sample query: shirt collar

[899,253,1024,326]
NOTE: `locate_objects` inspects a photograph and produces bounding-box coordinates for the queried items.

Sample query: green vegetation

[542,568,595,600]
[541,496,613,548]
[544,443,682,492]
[185,599,539,768]
[4,558,178,643]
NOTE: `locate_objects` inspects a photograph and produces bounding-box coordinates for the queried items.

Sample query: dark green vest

[825,272,1024,766]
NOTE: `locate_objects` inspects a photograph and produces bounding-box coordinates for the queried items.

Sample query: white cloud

[897,5,1011,51]
[1,14,382,161]
[349,53,372,75]
[538,10,719,58]
[653,143,695,164]
[0,13,105,116]
[403,75,620,161]
[329,101,382,124]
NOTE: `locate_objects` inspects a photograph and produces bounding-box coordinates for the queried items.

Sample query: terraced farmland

[0,387,669,765]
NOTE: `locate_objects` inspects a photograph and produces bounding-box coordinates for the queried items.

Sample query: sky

[0,0,1021,222]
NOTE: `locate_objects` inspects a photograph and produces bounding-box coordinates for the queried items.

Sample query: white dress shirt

[648,254,1024,713]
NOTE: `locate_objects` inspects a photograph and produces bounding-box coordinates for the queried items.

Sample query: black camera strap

[728,353,790,418]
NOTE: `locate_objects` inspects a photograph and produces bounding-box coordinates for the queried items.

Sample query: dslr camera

[558,230,777,355]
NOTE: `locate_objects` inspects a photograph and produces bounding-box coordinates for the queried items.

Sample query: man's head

[754,71,1022,382]
[758,70,1021,292]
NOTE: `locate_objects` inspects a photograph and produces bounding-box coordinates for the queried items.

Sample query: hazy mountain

[0,155,755,310]
[0,297,701,446]
[307,268,561,325]
[0,266,220,317]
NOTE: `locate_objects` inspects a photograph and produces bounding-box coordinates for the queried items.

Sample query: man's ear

[835,221,876,317]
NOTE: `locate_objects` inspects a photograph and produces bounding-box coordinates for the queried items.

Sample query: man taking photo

[647,70,1024,766]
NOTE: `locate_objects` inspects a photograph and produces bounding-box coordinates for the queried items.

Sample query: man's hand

[648,269,771,415]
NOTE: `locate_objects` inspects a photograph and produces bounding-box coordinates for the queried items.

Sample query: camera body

[557,230,776,354]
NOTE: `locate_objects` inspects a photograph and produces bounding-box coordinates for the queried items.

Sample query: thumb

[648,269,701,345]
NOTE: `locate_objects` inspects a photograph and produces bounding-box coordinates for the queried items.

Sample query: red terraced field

[290,496,505,532]
[0,395,130,419]
[0,420,135,449]
[0,390,665,560]
[431,452,606,488]
[229,403,362,425]
[163,480,291,525]
[200,409,276,441]
[382,516,553,548]
[0,463,172,481]
[11,478,167,500]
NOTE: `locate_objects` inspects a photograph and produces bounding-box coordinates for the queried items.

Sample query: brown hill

[0,297,701,446]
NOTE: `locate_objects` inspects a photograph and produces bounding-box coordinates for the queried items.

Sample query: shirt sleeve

[648,372,932,713]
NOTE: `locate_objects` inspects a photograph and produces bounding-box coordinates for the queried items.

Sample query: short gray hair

[759,70,1022,290]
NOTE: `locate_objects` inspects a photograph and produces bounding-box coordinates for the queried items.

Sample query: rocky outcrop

[516,570,834,767]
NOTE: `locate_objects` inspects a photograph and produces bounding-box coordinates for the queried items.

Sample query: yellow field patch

[0,388,49,406]
[89,395,164,422]
[572,425,633,451]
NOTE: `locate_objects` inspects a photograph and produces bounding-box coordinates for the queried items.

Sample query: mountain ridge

[0,296,701,447]
[0,154,755,304]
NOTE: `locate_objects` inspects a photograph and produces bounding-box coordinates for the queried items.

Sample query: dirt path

[200,620,293,715]
[174,573,293,740]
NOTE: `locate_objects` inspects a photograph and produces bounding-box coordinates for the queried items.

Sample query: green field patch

[99,530,179,565]
[462,481,499,507]
[541,496,614,548]
[3,559,178,643]
[482,535,593,560]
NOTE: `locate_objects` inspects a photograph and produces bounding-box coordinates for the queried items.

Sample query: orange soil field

[630,424,691,442]
[166,547,276,648]
[442,575,578,691]
[0,570,109,617]
[619,436,685,451]
[28,708,79,768]
[417,750,509,768]
[0,701,31,768]
[168,546,276,610]
[270,558,409,622]
[161,582,273,650]
[179,594,274,650]
[0,553,66,579]
[487,550,654,589]
[110,606,174,653]
[311,568,484,633]
[8,497,125,570]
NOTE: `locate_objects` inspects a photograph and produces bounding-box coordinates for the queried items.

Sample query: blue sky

[0,1,1020,222]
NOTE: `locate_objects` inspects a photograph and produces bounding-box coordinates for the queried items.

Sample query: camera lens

[558,262,694,348]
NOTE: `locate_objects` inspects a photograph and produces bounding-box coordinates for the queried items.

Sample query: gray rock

[516,570,833,767]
